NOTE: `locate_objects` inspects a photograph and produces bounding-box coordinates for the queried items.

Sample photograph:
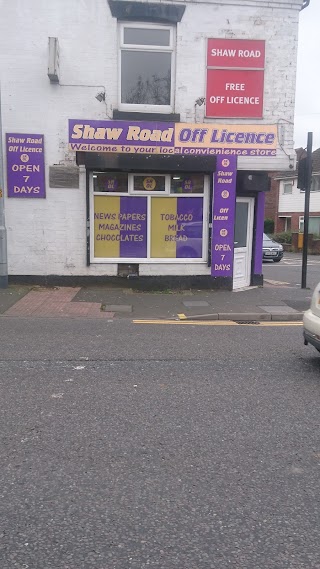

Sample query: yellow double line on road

[133,319,303,327]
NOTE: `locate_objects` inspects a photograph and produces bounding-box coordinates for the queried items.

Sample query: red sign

[207,39,265,69]
[206,38,265,118]
[206,69,264,118]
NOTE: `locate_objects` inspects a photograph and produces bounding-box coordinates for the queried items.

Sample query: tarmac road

[0,317,320,569]
[263,252,320,289]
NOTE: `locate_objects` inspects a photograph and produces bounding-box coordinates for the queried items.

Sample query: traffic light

[297,157,308,190]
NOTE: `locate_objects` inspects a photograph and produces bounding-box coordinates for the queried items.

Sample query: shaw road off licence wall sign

[206,39,265,118]
[6,134,45,198]
[69,120,277,157]
[211,155,237,278]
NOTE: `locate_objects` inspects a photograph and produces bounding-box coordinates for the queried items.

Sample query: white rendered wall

[0,0,302,275]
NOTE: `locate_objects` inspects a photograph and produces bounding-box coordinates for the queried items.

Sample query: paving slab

[284,299,311,311]
[102,304,132,313]
[0,278,313,321]
[0,285,32,314]
[1,287,116,319]
[182,300,210,307]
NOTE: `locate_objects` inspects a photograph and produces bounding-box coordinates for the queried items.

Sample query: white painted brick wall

[0,0,302,275]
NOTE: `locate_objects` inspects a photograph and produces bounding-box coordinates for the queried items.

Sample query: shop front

[91,171,209,264]
[70,119,274,289]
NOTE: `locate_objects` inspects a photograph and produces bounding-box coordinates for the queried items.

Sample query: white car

[303,283,320,352]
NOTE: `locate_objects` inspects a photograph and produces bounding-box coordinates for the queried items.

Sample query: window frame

[311,175,320,192]
[299,215,320,235]
[299,175,320,193]
[90,172,209,264]
[278,215,291,232]
[282,182,292,195]
[118,21,175,113]
[299,216,304,231]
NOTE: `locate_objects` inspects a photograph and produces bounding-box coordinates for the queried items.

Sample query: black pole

[301,132,313,289]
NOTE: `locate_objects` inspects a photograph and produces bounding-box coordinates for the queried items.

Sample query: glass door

[233,198,254,289]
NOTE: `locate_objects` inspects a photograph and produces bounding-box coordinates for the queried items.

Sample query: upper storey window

[119,23,174,113]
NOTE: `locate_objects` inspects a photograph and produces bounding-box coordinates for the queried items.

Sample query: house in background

[267,148,320,235]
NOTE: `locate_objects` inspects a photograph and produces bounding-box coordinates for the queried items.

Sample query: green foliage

[264,218,275,234]
[272,231,292,244]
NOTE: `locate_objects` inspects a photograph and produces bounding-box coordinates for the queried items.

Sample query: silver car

[263,233,284,263]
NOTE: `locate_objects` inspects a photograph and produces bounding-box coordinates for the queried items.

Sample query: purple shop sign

[211,155,237,277]
[69,119,175,150]
[6,133,45,198]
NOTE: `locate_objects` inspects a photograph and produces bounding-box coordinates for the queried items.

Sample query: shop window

[119,23,174,112]
[234,202,248,248]
[283,182,292,194]
[91,172,209,262]
[150,197,204,259]
[133,175,166,193]
[170,174,205,194]
[93,172,128,193]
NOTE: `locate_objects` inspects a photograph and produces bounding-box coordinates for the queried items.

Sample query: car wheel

[273,258,281,263]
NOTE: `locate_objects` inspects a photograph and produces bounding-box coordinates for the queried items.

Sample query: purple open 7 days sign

[211,155,237,278]
[6,133,45,198]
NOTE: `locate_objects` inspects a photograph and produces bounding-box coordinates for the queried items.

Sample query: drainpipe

[300,0,310,11]
[0,82,8,288]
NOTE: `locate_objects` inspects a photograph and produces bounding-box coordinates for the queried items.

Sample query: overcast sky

[294,1,320,150]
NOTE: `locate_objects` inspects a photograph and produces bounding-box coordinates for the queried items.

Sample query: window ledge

[108,0,186,23]
[113,110,181,122]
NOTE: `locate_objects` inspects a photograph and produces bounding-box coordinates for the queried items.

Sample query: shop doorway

[233,197,254,289]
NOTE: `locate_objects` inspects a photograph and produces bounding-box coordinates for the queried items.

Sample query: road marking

[177,313,187,320]
[133,319,303,327]
[277,259,320,267]
[264,279,290,285]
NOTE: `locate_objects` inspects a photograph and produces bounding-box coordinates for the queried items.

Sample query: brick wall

[276,212,320,233]
[265,175,279,224]
[275,212,299,233]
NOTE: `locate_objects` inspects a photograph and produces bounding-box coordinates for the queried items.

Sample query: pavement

[0,253,318,322]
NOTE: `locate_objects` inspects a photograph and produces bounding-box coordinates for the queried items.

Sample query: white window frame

[283,181,292,195]
[299,216,304,231]
[311,175,320,192]
[90,173,210,264]
[118,22,175,113]
[299,215,320,235]
[130,173,169,195]
[300,175,320,193]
